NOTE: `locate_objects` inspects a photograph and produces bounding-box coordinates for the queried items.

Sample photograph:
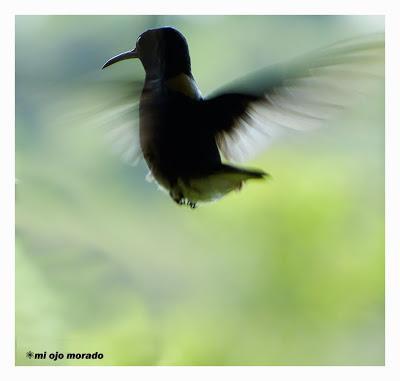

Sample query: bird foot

[170,191,197,209]
[186,200,197,209]
[177,199,197,208]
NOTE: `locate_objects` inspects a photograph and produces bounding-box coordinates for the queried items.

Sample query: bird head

[102,27,192,79]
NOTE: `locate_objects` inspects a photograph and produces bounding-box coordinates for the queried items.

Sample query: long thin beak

[102,48,138,69]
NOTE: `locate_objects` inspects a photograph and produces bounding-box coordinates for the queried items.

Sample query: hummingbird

[101,27,383,208]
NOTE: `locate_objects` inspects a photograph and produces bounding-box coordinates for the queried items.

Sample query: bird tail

[181,164,269,202]
[218,164,268,181]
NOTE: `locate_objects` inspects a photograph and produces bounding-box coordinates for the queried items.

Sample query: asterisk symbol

[26,351,34,359]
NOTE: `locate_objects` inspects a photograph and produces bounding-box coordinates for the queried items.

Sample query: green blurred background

[15,16,384,365]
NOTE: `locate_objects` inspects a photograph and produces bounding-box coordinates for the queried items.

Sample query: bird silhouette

[101,27,383,208]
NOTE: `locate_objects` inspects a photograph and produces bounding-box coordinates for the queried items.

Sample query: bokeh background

[15,16,384,365]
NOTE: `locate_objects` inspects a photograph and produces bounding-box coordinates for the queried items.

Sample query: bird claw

[187,200,197,209]
[171,194,197,209]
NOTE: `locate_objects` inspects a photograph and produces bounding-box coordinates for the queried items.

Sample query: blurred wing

[204,33,384,162]
[79,77,144,166]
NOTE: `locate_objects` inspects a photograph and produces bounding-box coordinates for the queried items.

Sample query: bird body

[165,73,202,99]
[102,27,383,207]
[138,60,264,206]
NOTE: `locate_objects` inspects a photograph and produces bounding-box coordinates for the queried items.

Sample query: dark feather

[203,33,384,162]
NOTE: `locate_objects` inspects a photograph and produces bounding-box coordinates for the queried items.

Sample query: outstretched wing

[203,33,384,162]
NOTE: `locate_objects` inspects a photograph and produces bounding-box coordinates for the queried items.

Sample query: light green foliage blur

[15,16,384,365]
